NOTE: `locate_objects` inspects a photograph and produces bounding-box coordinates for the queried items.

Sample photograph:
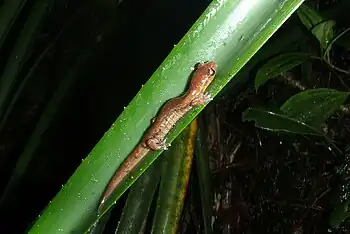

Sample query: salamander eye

[208,68,216,76]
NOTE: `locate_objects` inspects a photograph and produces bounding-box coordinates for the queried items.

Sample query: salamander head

[189,61,217,92]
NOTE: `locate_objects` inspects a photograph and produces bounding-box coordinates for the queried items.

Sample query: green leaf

[297,4,335,54]
[151,122,195,233]
[243,89,348,135]
[242,107,322,135]
[0,29,63,132]
[196,120,213,234]
[297,3,324,30]
[0,0,55,206]
[329,199,350,228]
[86,211,111,234]
[0,0,51,123]
[280,88,349,128]
[29,0,306,233]
[255,52,310,91]
[116,162,160,234]
[311,20,336,51]
[243,89,347,155]
[0,0,26,49]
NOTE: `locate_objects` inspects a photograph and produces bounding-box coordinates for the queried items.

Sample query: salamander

[99,61,217,211]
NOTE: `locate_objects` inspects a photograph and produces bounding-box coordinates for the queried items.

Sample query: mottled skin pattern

[99,61,217,211]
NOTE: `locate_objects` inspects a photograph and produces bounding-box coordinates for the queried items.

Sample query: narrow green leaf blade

[151,122,195,233]
[0,0,26,48]
[0,0,51,122]
[196,121,213,234]
[116,163,160,234]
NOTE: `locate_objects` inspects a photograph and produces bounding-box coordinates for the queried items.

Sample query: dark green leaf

[312,20,336,51]
[280,88,349,128]
[242,107,323,135]
[297,4,335,53]
[255,53,310,91]
[116,163,160,234]
[0,0,26,49]
[0,0,51,121]
[297,4,324,30]
[329,199,350,228]
[196,122,213,234]
[152,123,194,233]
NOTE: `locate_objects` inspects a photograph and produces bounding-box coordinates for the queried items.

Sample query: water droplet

[91,178,99,183]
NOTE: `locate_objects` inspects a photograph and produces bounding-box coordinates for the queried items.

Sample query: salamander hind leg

[190,92,213,106]
[203,92,213,102]
[145,137,169,151]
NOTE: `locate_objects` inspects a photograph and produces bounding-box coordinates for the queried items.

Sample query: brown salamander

[99,61,217,211]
